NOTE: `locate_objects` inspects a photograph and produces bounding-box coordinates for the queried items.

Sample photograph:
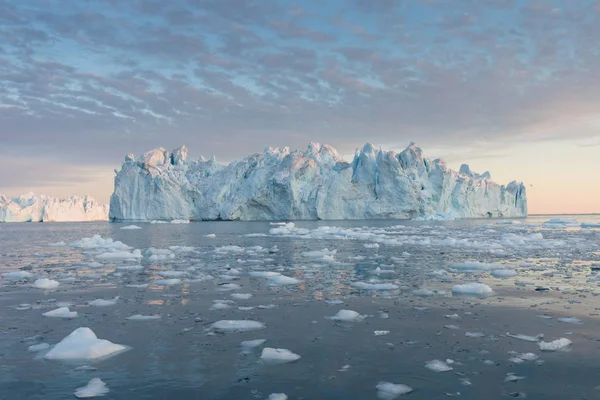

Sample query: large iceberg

[109,143,527,221]
[0,193,108,222]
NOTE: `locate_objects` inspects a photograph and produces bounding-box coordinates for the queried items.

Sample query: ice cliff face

[0,193,109,222]
[109,143,527,221]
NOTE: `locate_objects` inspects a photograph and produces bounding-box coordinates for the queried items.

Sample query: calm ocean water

[1,215,599,399]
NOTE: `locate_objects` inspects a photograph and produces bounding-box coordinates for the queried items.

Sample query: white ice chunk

[126,314,161,321]
[260,347,301,364]
[154,279,182,286]
[231,293,253,300]
[249,271,281,278]
[44,327,127,361]
[74,378,109,398]
[452,283,493,295]
[267,394,288,400]
[376,381,413,399]
[120,225,142,230]
[538,338,572,351]
[557,317,582,324]
[491,269,517,278]
[267,275,302,286]
[425,359,453,372]
[43,307,77,318]
[32,278,60,289]
[374,330,390,336]
[326,310,364,322]
[212,320,266,332]
[88,297,119,307]
[2,271,35,281]
[507,333,543,342]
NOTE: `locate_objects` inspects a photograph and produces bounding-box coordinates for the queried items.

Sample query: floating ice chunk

[218,283,241,291]
[126,284,148,288]
[452,283,493,296]
[267,394,287,400]
[126,314,161,321]
[364,243,380,249]
[231,293,253,300]
[260,347,301,364]
[267,275,302,286]
[43,307,77,318]
[88,297,119,307]
[210,300,233,310]
[74,378,109,398]
[204,233,216,238]
[515,353,538,361]
[465,332,485,338]
[373,267,394,275]
[212,320,266,332]
[49,241,67,246]
[505,373,525,382]
[444,325,460,330]
[326,310,364,322]
[2,271,35,281]
[351,282,399,290]
[376,381,413,399]
[249,271,281,278]
[444,314,461,320]
[425,359,453,372]
[96,249,142,260]
[121,225,142,230]
[70,235,130,250]
[538,338,572,351]
[374,330,390,336]
[507,333,543,342]
[32,278,60,289]
[154,279,182,286]
[28,343,50,352]
[150,220,168,224]
[557,317,582,324]
[170,219,189,224]
[116,265,144,271]
[44,327,127,361]
[87,262,103,268]
[491,269,517,278]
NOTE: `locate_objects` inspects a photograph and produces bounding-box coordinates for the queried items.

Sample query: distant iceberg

[0,193,108,222]
[110,142,527,221]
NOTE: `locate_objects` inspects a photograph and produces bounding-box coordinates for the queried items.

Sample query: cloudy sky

[1,0,599,214]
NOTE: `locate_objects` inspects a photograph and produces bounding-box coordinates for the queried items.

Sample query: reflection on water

[0,215,600,399]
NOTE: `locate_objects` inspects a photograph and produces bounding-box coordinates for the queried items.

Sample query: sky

[1,0,600,214]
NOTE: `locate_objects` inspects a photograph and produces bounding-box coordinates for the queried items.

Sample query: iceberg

[0,193,108,222]
[109,143,527,221]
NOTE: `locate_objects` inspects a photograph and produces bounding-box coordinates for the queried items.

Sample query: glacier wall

[0,193,109,222]
[109,142,527,221]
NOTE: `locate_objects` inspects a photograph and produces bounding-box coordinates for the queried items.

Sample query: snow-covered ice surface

[2,215,600,398]
[0,193,108,222]
[109,143,527,221]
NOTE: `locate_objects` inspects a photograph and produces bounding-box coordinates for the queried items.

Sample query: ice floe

[538,338,572,351]
[326,310,364,322]
[425,359,453,372]
[88,297,119,307]
[74,378,109,398]
[43,307,77,318]
[121,225,142,230]
[452,283,493,296]
[267,394,287,400]
[126,314,161,321]
[211,320,266,332]
[44,327,127,361]
[351,282,399,290]
[376,382,413,399]
[28,343,50,352]
[32,278,60,289]
[2,271,35,281]
[267,275,302,286]
[260,347,301,364]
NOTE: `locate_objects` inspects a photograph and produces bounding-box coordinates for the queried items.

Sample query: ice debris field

[1,215,600,398]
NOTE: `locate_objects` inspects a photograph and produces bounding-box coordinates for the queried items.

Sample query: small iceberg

[154,278,182,286]
[126,314,161,321]
[376,381,413,399]
[539,338,572,351]
[260,347,301,364]
[267,275,302,286]
[231,293,253,300]
[44,327,127,361]
[267,394,287,400]
[88,297,119,307]
[74,378,109,398]
[491,269,517,278]
[425,359,453,372]
[452,283,493,296]
[28,343,50,352]
[120,225,142,230]
[43,307,77,318]
[326,310,364,322]
[32,278,60,289]
[507,332,543,342]
[212,320,266,332]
